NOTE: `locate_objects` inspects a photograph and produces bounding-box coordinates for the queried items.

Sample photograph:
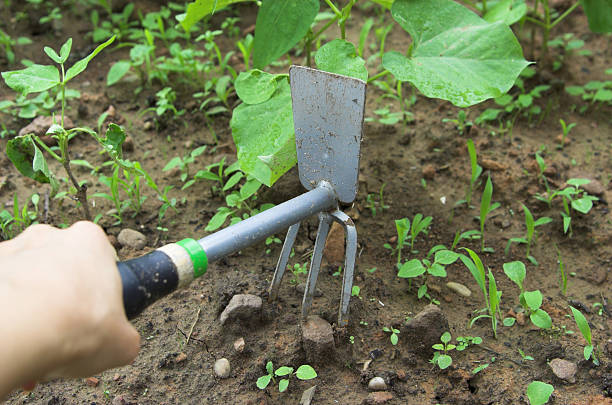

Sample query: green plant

[569,306,599,365]
[364,106,407,125]
[442,110,472,135]
[456,336,482,351]
[382,326,400,345]
[256,361,317,392]
[2,36,115,220]
[430,331,456,370]
[558,118,576,149]
[526,381,554,405]
[265,235,282,255]
[163,145,207,186]
[351,285,361,298]
[0,29,32,64]
[0,193,40,240]
[479,176,500,252]
[565,73,612,113]
[547,32,591,71]
[289,261,308,284]
[504,204,552,264]
[385,214,433,266]
[556,178,599,236]
[555,244,567,295]
[398,247,459,301]
[518,348,535,362]
[193,158,242,196]
[503,260,552,329]
[365,183,390,217]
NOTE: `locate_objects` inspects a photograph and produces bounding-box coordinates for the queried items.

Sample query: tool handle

[118,250,179,319]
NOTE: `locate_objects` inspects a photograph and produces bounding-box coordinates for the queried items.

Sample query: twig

[186,306,201,346]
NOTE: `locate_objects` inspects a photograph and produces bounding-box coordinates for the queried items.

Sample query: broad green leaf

[594,88,612,101]
[295,365,317,380]
[428,263,447,277]
[252,0,319,68]
[398,259,426,278]
[530,309,552,329]
[256,374,271,389]
[163,157,182,171]
[235,69,284,105]
[205,208,232,231]
[223,172,243,191]
[275,366,293,376]
[581,0,612,33]
[390,333,399,345]
[65,36,115,82]
[231,79,295,186]
[180,0,249,32]
[370,0,393,8]
[567,178,591,187]
[107,60,131,86]
[437,354,452,369]
[526,381,554,405]
[434,250,459,265]
[570,306,592,344]
[6,136,52,184]
[523,290,542,311]
[278,379,289,392]
[503,317,516,326]
[2,64,60,95]
[441,331,451,343]
[483,0,527,25]
[315,39,368,81]
[572,197,594,214]
[584,345,594,361]
[503,261,525,290]
[101,123,126,160]
[383,0,529,107]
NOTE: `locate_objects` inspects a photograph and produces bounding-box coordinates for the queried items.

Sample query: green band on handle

[177,238,208,278]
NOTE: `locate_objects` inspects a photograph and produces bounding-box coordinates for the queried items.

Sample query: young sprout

[558,118,576,149]
[479,176,500,252]
[382,326,400,345]
[569,306,599,365]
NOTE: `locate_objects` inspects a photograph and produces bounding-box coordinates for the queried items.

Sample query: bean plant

[256,361,317,392]
[503,261,552,330]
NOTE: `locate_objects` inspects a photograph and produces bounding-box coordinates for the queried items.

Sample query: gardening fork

[117,66,366,327]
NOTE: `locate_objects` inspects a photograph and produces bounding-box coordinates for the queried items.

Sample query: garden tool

[118,66,366,327]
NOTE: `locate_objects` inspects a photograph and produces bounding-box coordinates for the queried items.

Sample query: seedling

[442,110,472,135]
[365,183,389,217]
[0,29,32,65]
[456,336,482,351]
[256,361,317,392]
[558,119,576,149]
[265,235,282,255]
[351,285,361,299]
[555,245,567,295]
[382,326,400,345]
[503,261,552,329]
[398,248,459,301]
[194,158,242,196]
[569,306,599,365]
[0,193,40,240]
[526,381,554,405]
[479,176,500,252]
[163,145,207,186]
[456,138,482,207]
[504,204,552,265]
[431,332,456,370]
[518,348,534,362]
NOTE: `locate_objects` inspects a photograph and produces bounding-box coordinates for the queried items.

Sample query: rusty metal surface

[289,65,367,203]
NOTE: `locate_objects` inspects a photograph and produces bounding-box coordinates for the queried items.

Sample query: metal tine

[301,212,333,318]
[268,222,301,301]
[331,210,357,327]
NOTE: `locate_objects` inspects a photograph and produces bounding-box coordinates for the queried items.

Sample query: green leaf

[266,361,274,375]
[523,290,542,311]
[428,263,447,277]
[252,0,319,68]
[296,365,317,380]
[235,69,284,105]
[231,79,295,186]
[398,259,426,278]
[256,374,271,390]
[6,136,53,184]
[205,208,232,231]
[434,250,459,265]
[483,0,527,25]
[460,250,486,299]
[278,378,289,392]
[503,317,516,326]
[101,123,126,159]
[530,309,552,329]
[437,354,452,369]
[570,306,592,345]
[180,0,249,32]
[526,381,554,405]
[315,39,368,81]
[441,331,451,344]
[584,345,594,361]
[503,261,526,290]
[65,36,115,82]
[1,64,60,95]
[59,38,72,63]
[163,157,182,171]
[223,172,243,191]
[581,0,612,33]
[44,46,62,64]
[572,197,594,214]
[107,60,131,86]
[383,0,529,107]
[567,178,591,187]
[275,366,293,376]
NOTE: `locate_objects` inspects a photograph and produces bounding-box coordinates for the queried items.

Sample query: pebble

[117,228,147,250]
[363,391,393,404]
[302,315,335,365]
[18,115,75,137]
[233,337,245,352]
[549,358,577,383]
[446,282,472,297]
[219,294,262,325]
[175,352,187,363]
[515,312,526,326]
[214,358,231,378]
[368,377,387,391]
[112,395,128,405]
[299,385,317,405]
[85,377,99,387]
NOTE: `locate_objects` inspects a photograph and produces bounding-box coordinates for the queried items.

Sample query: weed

[288,262,308,284]
[504,204,552,264]
[518,348,534,362]
[479,176,500,252]
[558,118,576,149]
[565,71,612,113]
[526,381,554,405]
[503,261,552,329]
[569,306,599,365]
[0,193,40,240]
[430,332,455,370]
[382,326,400,345]
[351,285,361,298]
[555,244,567,295]
[0,29,32,65]
[456,336,482,351]
[457,139,482,207]
[194,158,241,196]
[365,183,390,217]
[265,235,282,255]
[364,106,407,125]
[398,247,459,301]
[442,110,473,135]
[556,178,599,236]
[163,145,207,186]
[256,361,317,392]
[548,32,591,71]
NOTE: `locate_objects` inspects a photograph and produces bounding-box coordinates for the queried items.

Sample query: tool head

[289,66,366,204]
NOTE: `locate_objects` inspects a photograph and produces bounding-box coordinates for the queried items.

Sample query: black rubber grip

[117,250,179,319]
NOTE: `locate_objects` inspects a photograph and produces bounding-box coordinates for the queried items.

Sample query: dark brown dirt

[1,2,612,404]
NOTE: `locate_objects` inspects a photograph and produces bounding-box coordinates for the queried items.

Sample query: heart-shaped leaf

[315,39,368,81]
[398,259,426,278]
[2,64,60,95]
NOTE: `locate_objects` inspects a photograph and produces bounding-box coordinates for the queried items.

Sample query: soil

[1,2,612,404]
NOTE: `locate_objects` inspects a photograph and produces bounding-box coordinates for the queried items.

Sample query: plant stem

[367,70,390,83]
[324,0,342,17]
[549,1,580,30]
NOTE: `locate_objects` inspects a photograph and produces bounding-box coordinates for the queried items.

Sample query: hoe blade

[289,66,366,204]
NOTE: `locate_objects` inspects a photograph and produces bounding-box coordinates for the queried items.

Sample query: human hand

[0,221,140,398]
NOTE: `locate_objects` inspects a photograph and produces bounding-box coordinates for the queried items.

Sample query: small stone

[85,377,99,387]
[515,312,526,326]
[296,283,323,297]
[567,171,605,196]
[214,358,231,378]
[323,222,345,267]
[219,294,262,325]
[396,370,407,381]
[368,377,387,391]
[117,228,147,250]
[112,395,128,405]
[234,337,245,353]
[480,158,508,171]
[446,282,471,297]
[299,385,317,405]
[175,352,187,363]
[18,116,75,137]
[555,134,571,146]
[144,120,154,131]
[301,315,334,365]
[402,304,449,356]
[549,358,577,383]
[363,391,393,404]
[422,164,436,180]
[113,373,121,381]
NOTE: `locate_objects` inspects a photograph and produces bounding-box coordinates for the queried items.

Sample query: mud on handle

[118,238,207,319]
